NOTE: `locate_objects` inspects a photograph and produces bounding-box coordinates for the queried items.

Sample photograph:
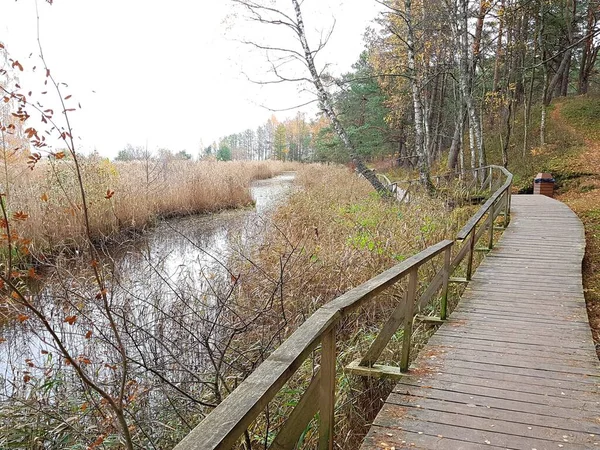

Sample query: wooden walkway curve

[361,195,600,450]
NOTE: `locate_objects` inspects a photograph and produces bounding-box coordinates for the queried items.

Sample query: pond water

[0,172,296,401]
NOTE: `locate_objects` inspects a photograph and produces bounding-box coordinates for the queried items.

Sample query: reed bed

[4,156,299,253]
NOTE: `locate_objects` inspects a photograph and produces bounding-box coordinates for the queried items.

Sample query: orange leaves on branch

[17,314,29,323]
[77,355,91,365]
[40,192,48,202]
[24,127,39,139]
[23,374,31,383]
[28,268,40,280]
[27,153,41,170]
[105,189,115,200]
[95,289,107,300]
[64,315,77,325]
[11,60,23,71]
[12,211,28,221]
[64,95,72,100]
[85,330,92,339]
[89,434,106,449]
[54,151,65,160]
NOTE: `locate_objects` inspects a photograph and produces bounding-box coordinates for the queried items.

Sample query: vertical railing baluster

[488,203,495,250]
[400,268,419,372]
[466,229,476,281]
[440,246,451,321]
[318,327,336,450]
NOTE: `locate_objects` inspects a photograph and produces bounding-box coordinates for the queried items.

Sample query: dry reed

[227,164,477,448]
[5,156,299,253]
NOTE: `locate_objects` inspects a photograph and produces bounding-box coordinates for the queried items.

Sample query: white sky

[0,0,383,159]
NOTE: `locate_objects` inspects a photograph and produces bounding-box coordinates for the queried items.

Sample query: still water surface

[0,172,295,393]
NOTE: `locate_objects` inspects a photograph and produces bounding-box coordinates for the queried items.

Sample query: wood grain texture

[361,195,600,450]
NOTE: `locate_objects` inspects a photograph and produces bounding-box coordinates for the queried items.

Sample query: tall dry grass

[226,164,478,448]
[4,156,299,253]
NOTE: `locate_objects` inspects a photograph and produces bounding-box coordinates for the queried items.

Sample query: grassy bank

[3,157,300,254]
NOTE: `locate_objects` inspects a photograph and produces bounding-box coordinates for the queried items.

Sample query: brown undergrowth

[229,164,477,448]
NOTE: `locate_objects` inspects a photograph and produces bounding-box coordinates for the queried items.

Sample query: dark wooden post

[400,268,419,372]
[487,203,495,249]
[466,229,476,281]
[440,246,451,320]
[318,327,336,450]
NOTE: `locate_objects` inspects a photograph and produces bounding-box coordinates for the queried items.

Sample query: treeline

[224,0,599,178]
[205,113,324,162]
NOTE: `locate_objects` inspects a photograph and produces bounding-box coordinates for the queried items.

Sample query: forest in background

[205,0,599,178]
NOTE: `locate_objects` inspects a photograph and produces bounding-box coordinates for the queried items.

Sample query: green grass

[560,96,600,140]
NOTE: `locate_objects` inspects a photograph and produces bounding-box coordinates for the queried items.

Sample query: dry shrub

[230,164,476,448]
[5,157,299,253]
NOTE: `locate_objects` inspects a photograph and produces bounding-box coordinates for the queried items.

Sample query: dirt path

[551,102,600,172]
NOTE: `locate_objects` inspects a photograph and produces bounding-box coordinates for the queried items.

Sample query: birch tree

[231,0,389,195]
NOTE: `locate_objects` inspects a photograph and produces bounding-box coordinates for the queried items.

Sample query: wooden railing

[173,165,513,450]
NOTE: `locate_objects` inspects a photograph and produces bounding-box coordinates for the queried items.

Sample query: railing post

[318,326,336,450]
[487,203,495,250]
[488,166,493,191]
[466,229,476,281]
[506,186,512,224]
[400,268,418,372]
[440,246,451,321]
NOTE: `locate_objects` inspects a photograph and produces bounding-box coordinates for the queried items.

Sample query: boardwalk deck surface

[361,195,600,450]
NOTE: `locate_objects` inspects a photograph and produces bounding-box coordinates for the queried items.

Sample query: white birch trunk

[404,0,431,186]
[291,0,388,195]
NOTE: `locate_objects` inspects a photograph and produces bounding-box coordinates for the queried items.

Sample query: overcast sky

[0,0,383,159]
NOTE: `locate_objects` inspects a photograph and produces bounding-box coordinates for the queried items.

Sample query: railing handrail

[456,165,513,240]
[174,240,453,450]
[174,165,513,450]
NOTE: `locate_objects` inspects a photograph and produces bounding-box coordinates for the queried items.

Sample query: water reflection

[0,172,295,403]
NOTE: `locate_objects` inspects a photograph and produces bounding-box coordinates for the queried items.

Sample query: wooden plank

[400,269,419,372]
[382,396,600,434]
[390,385,600,421]
[434,329,594,351]
[364,425,509,450]
[374,403,599,446]
[407,363,599,393]
[373,413,597,449]
[403,370,600,400]
[426,335,598,361]
[394,378,600,411]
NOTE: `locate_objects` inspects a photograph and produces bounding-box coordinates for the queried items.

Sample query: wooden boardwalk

[361,195,600,450]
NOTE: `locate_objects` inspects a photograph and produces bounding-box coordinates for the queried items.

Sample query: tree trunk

[291,0,389,195]
[403,0,432,187]
[457,0,486,170]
